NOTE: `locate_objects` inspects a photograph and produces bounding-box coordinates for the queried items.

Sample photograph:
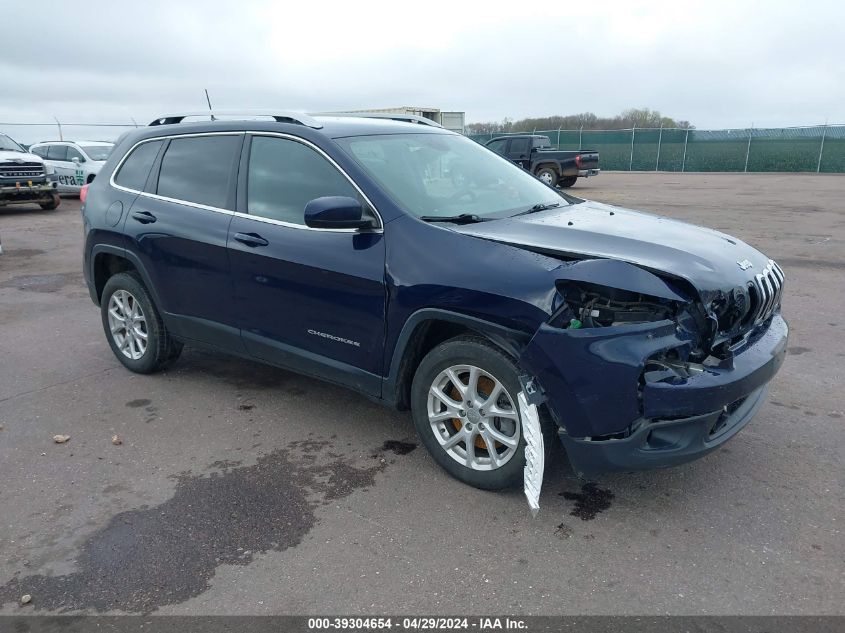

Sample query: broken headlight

[551,282,678,329]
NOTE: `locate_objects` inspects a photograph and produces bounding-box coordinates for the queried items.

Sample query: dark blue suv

[82,111,788,491]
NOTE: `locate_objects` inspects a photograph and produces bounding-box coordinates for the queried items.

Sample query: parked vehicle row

[82,111,787,501]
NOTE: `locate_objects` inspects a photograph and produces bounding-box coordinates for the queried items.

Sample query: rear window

[156,135,241,208]
[115,140,163,191]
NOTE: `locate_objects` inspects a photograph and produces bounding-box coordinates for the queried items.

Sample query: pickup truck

[0,133,61,210]
[485,134,599,188]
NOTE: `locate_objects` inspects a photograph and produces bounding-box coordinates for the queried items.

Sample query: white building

[321,106,466,134]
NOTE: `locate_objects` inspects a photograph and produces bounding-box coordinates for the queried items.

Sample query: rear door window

[156,135,241,209]
[114,140,163,191]
[31,146,48,158]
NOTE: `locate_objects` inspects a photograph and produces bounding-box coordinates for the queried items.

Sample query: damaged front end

[518,258,788,479]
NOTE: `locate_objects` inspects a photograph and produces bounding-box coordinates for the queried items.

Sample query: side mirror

[304,196,373,230]
[72,156,84,164]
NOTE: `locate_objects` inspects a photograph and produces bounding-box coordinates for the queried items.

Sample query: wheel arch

[533,161,560,175]
[384,309,531,410]
[90,245,162,309]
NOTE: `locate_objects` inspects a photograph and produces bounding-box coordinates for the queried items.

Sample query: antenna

[204,89,215,121]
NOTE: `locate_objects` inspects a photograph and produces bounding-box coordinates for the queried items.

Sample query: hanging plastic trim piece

[519,389,544,517]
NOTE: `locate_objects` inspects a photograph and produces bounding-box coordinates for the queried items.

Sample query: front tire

[100,272,182,374]
[411,336,531,490]
[40,193,61,210]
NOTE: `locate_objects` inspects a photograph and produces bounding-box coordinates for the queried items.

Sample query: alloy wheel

[426,364,520,471]
[107,290,148,360]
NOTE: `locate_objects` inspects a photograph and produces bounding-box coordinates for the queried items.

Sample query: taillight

[575,154,582,168]
[80,184,89,204]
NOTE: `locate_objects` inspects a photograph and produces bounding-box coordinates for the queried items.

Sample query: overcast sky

[1,0,842,142]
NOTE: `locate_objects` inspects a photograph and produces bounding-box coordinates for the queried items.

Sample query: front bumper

[0,180,57,206]
[520,314,788,474]
[560,385,768,477]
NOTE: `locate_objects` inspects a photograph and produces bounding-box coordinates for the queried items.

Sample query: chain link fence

[467,125,845,173]
[3,120,844,173]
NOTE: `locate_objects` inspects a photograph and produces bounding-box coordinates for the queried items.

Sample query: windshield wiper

[419,213,489,224]
[513,202,562,217]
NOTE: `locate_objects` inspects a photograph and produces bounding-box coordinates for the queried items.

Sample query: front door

[228,134,386,394]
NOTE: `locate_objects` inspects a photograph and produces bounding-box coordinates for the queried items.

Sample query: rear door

[228,133,386,394]
[122,133,244,350]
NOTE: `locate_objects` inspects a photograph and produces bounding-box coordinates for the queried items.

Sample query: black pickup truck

[485,134,600,188]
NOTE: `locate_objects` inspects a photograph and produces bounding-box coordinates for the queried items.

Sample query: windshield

[336,133,568,219]
[80,144,114,161]
[0,134,25,152]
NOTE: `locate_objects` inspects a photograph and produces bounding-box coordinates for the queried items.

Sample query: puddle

[559,483,614,521]
[381,440,417,455]
[0,442,386,613]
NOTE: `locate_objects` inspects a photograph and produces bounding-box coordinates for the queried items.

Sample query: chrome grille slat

[748,259,784,326]
[764,274,776,316]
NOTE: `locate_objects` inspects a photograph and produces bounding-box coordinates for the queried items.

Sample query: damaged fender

[519,259,694,438]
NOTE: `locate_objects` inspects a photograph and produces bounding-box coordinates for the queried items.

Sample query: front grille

[746,259,784,325]
[0,162,45,179]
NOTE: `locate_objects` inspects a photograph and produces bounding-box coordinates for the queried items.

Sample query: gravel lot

[0,173,842,615]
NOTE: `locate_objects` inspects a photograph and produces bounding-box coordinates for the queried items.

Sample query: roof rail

[148,110,322,129]
[320,112,443,128]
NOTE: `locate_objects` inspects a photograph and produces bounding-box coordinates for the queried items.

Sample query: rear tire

[559,176,578,188]
[411,335,554,490]
[39,193,61,210]
[535,167,558,187]
[100,272,182,374]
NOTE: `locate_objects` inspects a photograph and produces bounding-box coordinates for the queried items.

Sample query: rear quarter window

[114,140,164,191]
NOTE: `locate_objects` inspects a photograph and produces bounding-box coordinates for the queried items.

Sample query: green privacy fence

[467,125,845,173]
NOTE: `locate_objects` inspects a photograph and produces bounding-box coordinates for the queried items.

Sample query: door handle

[233,232,269,247]
[131,210,157,224]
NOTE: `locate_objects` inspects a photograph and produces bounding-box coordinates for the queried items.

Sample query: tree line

[466,108,694,133]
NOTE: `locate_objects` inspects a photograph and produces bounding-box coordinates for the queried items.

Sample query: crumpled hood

[451,199,772,298]
[0,150,43,163]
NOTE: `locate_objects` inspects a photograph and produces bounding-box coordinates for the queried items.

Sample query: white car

[29,140,114,194]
